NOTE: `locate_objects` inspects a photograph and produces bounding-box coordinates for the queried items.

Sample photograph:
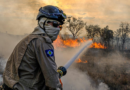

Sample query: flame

[75,59,87,63]
[53,36,106,49]
[90,42,106,49]
[53,36,87,48]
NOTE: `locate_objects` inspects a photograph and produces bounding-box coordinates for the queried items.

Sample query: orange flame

[75,59,87,63]
[53,36,106,49]
[90,42,106,49]
[53,36,87,48]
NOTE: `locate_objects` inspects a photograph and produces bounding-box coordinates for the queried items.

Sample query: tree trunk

[117,38,119,50]
[122,39,126,50]
[72,34,76,39]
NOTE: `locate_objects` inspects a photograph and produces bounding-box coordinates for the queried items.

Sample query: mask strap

[43,19,47,31]
[38,18,48,34]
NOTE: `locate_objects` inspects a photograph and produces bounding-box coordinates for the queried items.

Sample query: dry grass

[75,48,130,90]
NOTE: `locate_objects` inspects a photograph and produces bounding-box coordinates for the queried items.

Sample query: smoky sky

[0,0,44,35]
[0,0,130,35]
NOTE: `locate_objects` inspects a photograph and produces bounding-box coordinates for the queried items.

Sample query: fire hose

[57,40,92,90]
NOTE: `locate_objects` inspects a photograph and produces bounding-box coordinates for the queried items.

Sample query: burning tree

[85,25,113,48]
[99,26,113,48]
[61,32,70,40]
[66,17,85,39]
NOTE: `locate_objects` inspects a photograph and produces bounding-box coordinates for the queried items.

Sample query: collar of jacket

[31,26,52,43]
[32,26,45,34]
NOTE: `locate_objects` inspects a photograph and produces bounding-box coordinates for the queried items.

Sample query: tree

[100,26,113,48]
[85,25,113,48]
[62,32,70,39]
[66,17,85,39]
[119,22,130,50]
[85,25,100,39]
[114,28,122,49]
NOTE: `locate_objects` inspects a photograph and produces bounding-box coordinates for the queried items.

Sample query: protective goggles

[47,21,61,27]
[47,21,62,30]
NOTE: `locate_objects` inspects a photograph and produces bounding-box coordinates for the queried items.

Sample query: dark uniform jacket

[3,26,61,90]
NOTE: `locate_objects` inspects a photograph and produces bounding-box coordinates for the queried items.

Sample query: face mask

[45,24,60,41]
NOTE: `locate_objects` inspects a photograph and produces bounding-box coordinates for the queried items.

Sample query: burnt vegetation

[75,49,130,90]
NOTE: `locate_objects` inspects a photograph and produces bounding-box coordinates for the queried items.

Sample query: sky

[0,0,130,35]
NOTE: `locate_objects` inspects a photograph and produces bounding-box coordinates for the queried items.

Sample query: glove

[57,66,67,78]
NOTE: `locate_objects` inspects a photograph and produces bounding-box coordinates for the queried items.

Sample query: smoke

[0,32,25,58]
[62,68,109,90]
[0,0,46,35]
[0,32,25,83]
[100,52,130,75]
[76,49,130,89]
[62,68,95,90]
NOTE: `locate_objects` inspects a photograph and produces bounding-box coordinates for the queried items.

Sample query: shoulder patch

[45,49,54,57]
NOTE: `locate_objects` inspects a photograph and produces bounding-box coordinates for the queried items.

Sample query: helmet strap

[43,19,47,31]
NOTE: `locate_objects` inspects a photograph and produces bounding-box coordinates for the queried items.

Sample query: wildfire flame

[53,36,85,48]
[75,59,87,63]
[90,42,106,49]
[53,36,106,49]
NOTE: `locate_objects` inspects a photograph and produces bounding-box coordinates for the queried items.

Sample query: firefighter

[2,5,67,90]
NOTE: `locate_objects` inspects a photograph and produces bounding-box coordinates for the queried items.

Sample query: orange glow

[53,36,106,49]
[53,36,87,48]
[53,36,66,48]
[90,42,106,49]
[75,58,87,63]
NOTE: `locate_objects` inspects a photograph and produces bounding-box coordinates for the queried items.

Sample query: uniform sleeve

[34,38,61,88]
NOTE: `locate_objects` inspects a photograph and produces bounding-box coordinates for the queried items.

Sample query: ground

[75,48,130,90]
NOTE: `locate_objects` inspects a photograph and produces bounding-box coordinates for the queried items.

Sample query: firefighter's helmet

[36,5,66,25]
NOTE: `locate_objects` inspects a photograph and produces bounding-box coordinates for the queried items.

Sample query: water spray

[64,40,92,69]
[57,40,92,90]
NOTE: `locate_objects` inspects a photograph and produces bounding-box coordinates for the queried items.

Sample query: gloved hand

[57,66,67,78]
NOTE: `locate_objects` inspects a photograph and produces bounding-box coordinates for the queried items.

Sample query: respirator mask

[39,18,62,41]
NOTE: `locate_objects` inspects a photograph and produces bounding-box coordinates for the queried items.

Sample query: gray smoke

[0,32,26,83]
[62,67,109,90]
[0,32,25,58]
[0,0,45,35]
